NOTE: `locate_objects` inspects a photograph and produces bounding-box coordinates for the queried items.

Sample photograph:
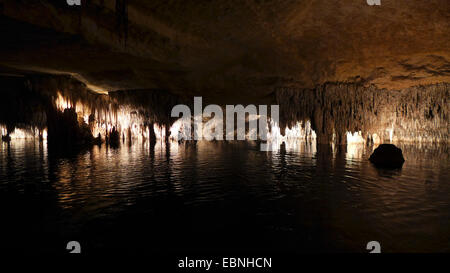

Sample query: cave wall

[0,76,48,135]
[0,75,183,146]
[109,89,185,126]
[277,83,449,144]
[1,73,448,145]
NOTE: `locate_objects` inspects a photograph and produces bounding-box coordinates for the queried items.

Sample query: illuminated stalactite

[1,74,448,147]
[0,125,47,140]
[276,83,449,144]
[0,76,48,141]
[0,75,180,145]
[50,89,179,144]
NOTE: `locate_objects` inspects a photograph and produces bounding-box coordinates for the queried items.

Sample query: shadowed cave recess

[0,0,449,147]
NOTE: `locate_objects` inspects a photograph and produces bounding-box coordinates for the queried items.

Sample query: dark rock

[369,144,405,168]
[93,133,102,146]
[1,135,11,142]
[47,108,94,150]
[107,126,120,148]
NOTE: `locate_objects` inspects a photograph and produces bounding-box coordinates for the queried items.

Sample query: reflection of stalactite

[115,0,128,47]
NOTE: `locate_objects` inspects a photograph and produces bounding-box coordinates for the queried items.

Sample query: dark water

[0,139,449,254]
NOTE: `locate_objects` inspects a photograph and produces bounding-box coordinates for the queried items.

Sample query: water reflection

[0,139,449,253]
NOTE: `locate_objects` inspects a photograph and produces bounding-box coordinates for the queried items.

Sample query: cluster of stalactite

[0,76,48,140]
[276,82,449,144]
[108,88,186,143]
[2,73,448,148]
[0,75,183,148]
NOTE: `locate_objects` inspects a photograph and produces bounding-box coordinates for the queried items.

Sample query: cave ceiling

[0,0,449,104]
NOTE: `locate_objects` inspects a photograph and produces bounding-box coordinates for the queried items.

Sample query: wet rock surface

[369,144,405,168]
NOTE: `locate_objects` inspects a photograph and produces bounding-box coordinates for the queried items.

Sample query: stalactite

[109,89,184,127]
[1,73,448,146]
[276,83,449,144]
[0,75,183,146]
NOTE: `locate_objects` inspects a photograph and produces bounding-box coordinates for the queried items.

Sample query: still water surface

[0,140,449,253]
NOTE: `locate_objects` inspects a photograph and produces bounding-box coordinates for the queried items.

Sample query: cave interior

[0,0,448,147]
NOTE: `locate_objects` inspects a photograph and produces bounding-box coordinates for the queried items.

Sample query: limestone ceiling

[0,0,449,103]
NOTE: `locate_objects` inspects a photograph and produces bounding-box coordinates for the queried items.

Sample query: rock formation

[369,144,405,168]
[0,1,448,145]
[0,0,448,101]
[276,83,449,144]
[0,74,183,146]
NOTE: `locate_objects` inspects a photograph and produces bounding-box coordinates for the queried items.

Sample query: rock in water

[369,144,405,168]
[1,135,11,142]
